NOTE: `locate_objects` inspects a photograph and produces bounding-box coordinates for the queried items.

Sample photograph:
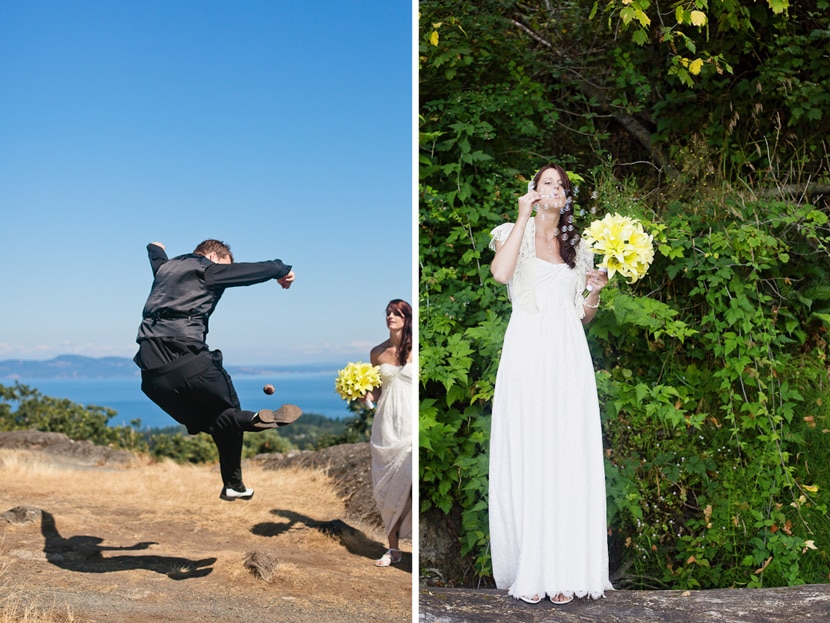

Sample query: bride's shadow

[251,509,412,573]
[40,510,216,579]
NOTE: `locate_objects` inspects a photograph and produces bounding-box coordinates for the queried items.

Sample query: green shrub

[419,0,830,588]
[420,167,830,588]
[0,382,299,465]
[0,382,147,451]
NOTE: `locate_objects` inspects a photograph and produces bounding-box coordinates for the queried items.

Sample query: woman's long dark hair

[387,299,412,366]
[532,163,580,268]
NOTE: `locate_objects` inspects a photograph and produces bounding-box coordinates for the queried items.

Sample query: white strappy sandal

[374,548,403,567]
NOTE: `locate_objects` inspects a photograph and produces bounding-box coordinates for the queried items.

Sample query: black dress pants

[140,349,260,490]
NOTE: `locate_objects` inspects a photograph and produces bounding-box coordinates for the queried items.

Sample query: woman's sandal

[374,548,403,567]
[550,594,574,605]
[519,595,542,604]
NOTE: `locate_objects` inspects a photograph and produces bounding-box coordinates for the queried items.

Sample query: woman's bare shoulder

[370,340,394,365]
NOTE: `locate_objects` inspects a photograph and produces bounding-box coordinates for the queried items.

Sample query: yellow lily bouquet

[582,212,655,283]
[334,361,382,403]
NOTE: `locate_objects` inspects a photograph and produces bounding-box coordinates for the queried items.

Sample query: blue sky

[0,1,413,366]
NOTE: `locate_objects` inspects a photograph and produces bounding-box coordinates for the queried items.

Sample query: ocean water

[10,371,352,429]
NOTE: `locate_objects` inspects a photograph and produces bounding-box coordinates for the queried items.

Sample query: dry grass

[0,594,75,623]
[0,449,370,535]
[0,541,72,623]
[0,449,410,623]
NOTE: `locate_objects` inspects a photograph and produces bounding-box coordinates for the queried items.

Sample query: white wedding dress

[370,362,413,540]
[489,230,613,600]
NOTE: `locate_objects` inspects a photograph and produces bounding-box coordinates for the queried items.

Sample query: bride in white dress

[366,299,413,567]
[489,164,613,604]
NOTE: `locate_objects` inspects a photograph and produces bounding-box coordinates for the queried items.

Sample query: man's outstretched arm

[205,259,293,289]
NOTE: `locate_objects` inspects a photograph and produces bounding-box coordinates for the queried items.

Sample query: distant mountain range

[0,355,337,380]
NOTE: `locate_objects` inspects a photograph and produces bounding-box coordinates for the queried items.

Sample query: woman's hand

[586,269,609,293]
[517,190,539,222]
[363,390,378,408]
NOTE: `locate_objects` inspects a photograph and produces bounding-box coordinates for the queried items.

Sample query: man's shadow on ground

[40,510,216,579]
[251,509,412,573]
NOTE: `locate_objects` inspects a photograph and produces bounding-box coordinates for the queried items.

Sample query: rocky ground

[0,431,412,623]
[419,585,830,622]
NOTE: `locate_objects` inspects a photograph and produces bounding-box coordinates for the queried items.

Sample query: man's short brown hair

[194,239,234,263]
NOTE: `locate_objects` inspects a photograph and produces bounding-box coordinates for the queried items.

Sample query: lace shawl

[489,220,594,319]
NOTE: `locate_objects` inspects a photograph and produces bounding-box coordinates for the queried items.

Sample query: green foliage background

[419,0,830,589]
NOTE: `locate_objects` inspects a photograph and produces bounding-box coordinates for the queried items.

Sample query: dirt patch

[0,432,411,623]
[256,442,382,529]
